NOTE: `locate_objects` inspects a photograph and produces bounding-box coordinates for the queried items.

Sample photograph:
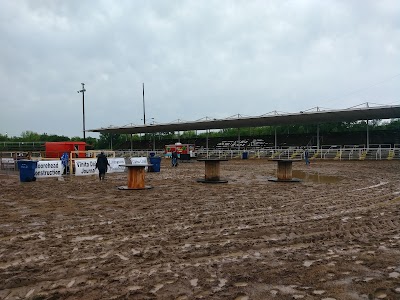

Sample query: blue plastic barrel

[242,152,248,159]
[149,157,161,172]
[17,160,38,182]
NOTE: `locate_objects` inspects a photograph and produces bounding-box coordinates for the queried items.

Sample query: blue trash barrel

[242,152,248,159]
[17,160,38,182]
[149,156,161,172]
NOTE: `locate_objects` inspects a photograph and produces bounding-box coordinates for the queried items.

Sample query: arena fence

[194,144,400,161]
[1,144,400,173]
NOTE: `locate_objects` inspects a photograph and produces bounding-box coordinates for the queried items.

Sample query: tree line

[1,119,399,150]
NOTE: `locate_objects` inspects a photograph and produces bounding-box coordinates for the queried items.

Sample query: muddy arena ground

[1,159,400,300]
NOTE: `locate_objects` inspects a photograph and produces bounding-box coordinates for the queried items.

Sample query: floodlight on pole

[77,83,86,142]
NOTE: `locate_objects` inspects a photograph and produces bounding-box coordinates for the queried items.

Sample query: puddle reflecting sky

[291,170,342,183]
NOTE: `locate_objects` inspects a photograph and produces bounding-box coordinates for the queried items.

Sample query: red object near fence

[45,142,86,158]
[164,143,196,157]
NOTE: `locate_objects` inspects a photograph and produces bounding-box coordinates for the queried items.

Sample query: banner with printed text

[130,157,148,164]
[130,157,148,171]
[35,160,64,178]
[108,158,126,173]
[74,158,127,176]
[75,159,98,176]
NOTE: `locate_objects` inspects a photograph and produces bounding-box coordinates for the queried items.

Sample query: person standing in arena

[96,151,110,180]
[171,150,178,167]
[304,148,310,166]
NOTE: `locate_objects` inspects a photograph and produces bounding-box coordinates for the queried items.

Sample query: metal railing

[2,144,400,173]
[195,145,400,161]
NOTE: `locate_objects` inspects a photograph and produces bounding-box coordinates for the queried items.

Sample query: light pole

[129,123,133,152]
[77,83,86,142]
[142,83,146,125]
[150,118,155,151]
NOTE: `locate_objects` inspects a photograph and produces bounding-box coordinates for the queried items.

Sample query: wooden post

[205,160,221,181]
[268,159,301,182]
[197,159,228,183]
[127,166,145,189]
[118,164,153,190]
[276,160,293,180]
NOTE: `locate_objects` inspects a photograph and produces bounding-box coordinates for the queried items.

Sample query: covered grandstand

[87,104,400,161]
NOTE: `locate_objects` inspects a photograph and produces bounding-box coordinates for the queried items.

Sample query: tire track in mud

[1,160,400,299]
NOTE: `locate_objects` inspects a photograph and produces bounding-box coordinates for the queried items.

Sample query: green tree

[85,137,98,149]
[180,130,197,138]
[383,119,400,130]
[0,134,8,142]
[40,133,70,142]
[98,133,125,150]
[20,131,41,141]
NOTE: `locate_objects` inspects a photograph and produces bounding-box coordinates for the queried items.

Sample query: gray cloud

[1,0,399,137]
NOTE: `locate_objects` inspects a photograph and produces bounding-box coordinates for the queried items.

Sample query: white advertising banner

[130,157,148,171]
[75,159,98,176]
[130,157,148,164]
[35,160,64,178]
[1,158,15,169]
[108,158,126,173]
[1,158,15,164]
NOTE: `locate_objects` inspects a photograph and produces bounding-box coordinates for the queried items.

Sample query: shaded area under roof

[88,105,400,134]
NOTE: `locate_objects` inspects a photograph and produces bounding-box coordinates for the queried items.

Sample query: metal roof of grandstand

[88,104,400,134]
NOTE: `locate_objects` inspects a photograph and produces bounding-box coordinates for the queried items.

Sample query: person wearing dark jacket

[304,148,310,166]
[171,151,178,167]
[96,152,110,180]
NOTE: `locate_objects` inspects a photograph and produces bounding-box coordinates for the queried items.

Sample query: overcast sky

[1,0,399,138]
